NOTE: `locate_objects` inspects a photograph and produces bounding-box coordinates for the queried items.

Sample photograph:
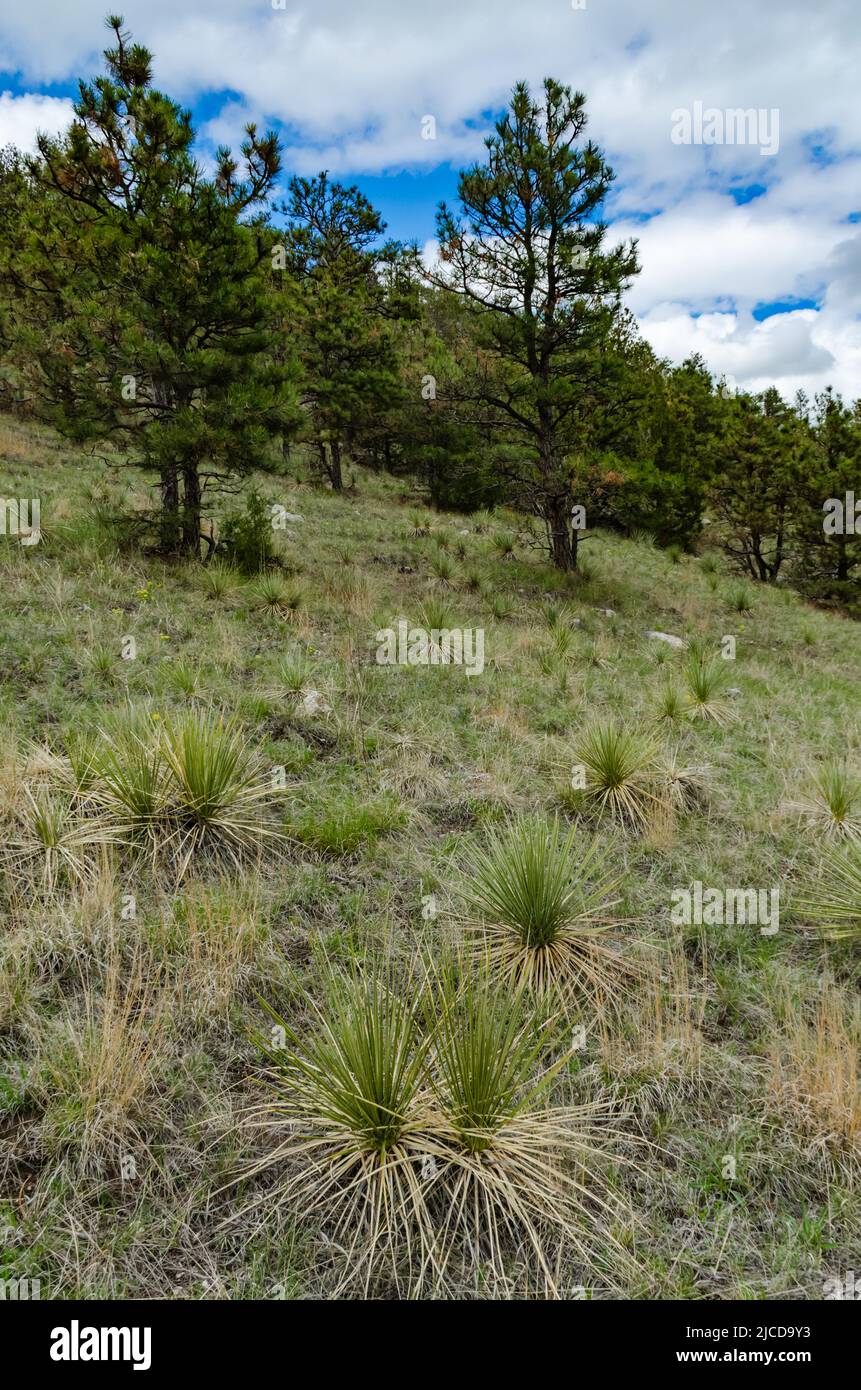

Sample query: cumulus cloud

[0,91,73,153]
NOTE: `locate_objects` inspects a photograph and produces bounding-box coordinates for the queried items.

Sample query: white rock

[597,608,616,618]
[301,688,329,715]
[282,512,304,523]
[645,630,686,649]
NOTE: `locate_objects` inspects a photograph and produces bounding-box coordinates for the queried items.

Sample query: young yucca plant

[797,839,861,939]
[200,560,241,600]
[787,760,861,840]
[246,969,444,1296]
[89,643,117,683]
[574,720,664,830]
[629,527,656,549]
[429,552,455,585]
[160,707,283,876]
[164,658,200,699]
[729,581,754,613]
[653,681,687,724]
[254,572,304,616]
[278,648,312,697]
[419,597,455,633]
[683,651,735,726]
[488,593,513,621]
[460,817,635,1005]
[492,531,516,560]
[428,969,637,1294]
[536,644,564,679]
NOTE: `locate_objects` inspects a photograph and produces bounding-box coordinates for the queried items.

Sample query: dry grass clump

[767,980,861,1168]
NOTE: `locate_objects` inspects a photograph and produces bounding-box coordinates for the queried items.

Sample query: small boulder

[645,630,686,649]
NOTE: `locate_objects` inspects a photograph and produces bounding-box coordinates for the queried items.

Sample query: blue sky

[1,0,860,400]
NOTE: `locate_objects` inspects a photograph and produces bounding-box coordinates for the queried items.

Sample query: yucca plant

[653,682,687,724]
[164,658,200,699]
[5,787,120,893]
[536,644,563,680]
[492,531,516,560]
[797,839,861,939]
[729,582,754,613]
[786,760,861,840]
[629,527,656,548]
[89,643,117,683]
[418,597,454,633]
[428,970,634,1293]
[93,713,168,852]
[488,593,513,621]
[574,720,664,830]
[65,730,102,796]
[254,572,304,615]
[160,708,283,875]
[278,648,312,696]
[247,969,443,1296]
[429,552,455,585]
[460,817,634,1004]
[200,560,240,600]
[246,961,635,1296]
[660,749,710,813]
[683,651,735,726]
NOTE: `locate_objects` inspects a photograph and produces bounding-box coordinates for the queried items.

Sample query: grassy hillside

[1,411,859,1300]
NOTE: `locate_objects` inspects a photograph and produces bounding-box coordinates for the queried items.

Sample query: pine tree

[709,390,808,582]
[276,173,402,491]
[0,15,297,556]
[432,79,639,569]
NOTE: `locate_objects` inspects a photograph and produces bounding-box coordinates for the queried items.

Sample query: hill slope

[1,412,859,1299]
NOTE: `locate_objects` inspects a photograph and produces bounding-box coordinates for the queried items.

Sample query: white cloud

[0,91,73,153]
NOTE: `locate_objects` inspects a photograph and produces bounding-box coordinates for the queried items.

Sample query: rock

[726,687,742,698]
[597,607,616,618]
[282,511,304,523]
[645,630,686,649]
[300,688,329,716]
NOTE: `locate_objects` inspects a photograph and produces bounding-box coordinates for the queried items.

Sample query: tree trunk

[546,496,577,571]
[181,463,202,558]
[160,464,181,554]
[329,439,344,492]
